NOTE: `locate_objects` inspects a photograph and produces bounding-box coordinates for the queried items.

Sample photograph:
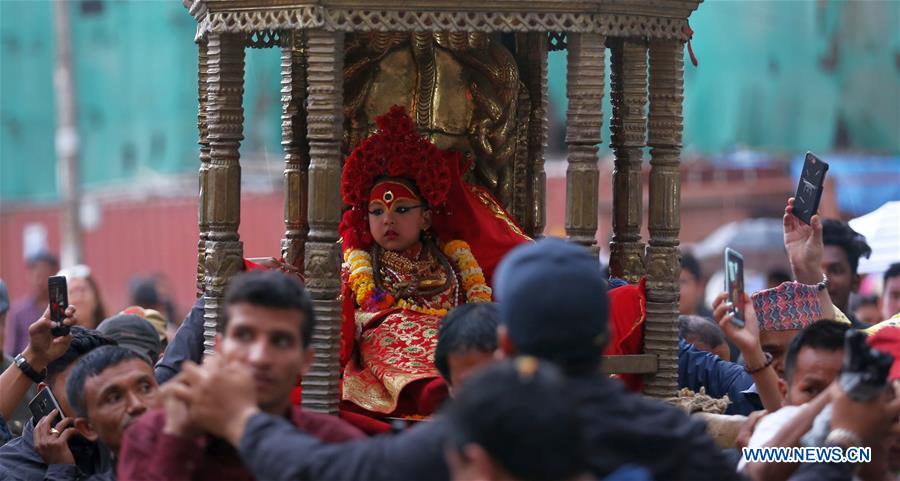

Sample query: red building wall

[1,162,817,321]
[1,193,285,319]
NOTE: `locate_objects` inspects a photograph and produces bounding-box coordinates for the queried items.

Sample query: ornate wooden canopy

[186,1,698,38]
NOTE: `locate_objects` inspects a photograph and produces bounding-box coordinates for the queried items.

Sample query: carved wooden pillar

[643,39,684,397]
[202,32,245,355]
[302,29,344,414]
[608,38,647,283]
[280,31,310,271]
[197,38,211,297]
[564,33,604,250]
[516,32,548,238]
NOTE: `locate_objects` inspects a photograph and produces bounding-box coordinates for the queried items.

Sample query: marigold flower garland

[345,249,395,312]
[441,240,493,303]
[343,240,492,316]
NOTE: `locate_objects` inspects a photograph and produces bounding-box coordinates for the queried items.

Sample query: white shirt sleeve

[737,405,803,471]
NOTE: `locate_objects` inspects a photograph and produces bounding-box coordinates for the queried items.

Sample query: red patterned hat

[339,106,458,250]
[751,281,823,331]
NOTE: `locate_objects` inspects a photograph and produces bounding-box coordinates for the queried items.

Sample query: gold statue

[343,32,523,204]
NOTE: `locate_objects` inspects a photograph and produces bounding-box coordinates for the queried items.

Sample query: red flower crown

[339,106,459,250]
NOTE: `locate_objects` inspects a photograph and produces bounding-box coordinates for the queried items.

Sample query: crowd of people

[0,108,897,481]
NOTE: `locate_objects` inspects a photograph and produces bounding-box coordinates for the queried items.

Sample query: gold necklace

[373,238,455,299]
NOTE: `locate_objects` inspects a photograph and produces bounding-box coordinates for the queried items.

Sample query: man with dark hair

[777,200,855,363]
[117,271,362,481]
[782,321,847,405]
[678,315,730,361]
[852,295,881,327]
[445,358,591,481]
[679,252,712,318]
[166,239,742,481]
[434,303,499,392]
[881,262,900,320]
[128,278,160,313]
[739,321,848,479]
[4,251,59,355]
[127,277,178,340]
[679,253,737,361]
[822,219,872,310]
[0,320,116,481]
[63,345,158,466]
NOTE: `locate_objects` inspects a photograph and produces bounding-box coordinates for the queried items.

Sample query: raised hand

[160,382,202,438]
[714,291,784,411]
[712,291,760,355]
[783,197,824,284]
[168,356,259,446]
[22,306,77,371]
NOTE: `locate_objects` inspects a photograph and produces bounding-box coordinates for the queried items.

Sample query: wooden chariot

[184,0,702,413]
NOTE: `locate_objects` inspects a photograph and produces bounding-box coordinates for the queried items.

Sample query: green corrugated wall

[546,0,900,156]
[2,0,897,202]
[0,0,281,202]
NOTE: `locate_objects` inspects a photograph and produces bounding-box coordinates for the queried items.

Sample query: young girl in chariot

[338,106,529,421]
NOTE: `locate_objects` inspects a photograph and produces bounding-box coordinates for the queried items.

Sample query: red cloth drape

[603,278,648,392]
[430,158,531,286]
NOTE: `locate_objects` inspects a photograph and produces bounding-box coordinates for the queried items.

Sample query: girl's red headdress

[339,106,458,250]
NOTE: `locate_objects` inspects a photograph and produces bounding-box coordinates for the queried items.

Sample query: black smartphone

[724,248,745,328]
[793,152,829,225]
[29,388,65,426]
[48,275,70,337]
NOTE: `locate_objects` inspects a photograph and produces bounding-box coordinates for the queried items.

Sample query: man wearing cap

[0,279,38,438]
[766,199,850,378]
[679,290,786,416]
[4,252,59,355]
[163,238,742,481]
[119,306,169,351]
[489,239,741,479]
[96,314,163,364]
[675,200,845,416]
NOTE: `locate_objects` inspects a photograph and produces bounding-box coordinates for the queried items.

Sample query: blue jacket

[0,420,112,481]
[238,375,742,481]
[0,417,9,447]
[154,298,205,384]
[678,339,762,415]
